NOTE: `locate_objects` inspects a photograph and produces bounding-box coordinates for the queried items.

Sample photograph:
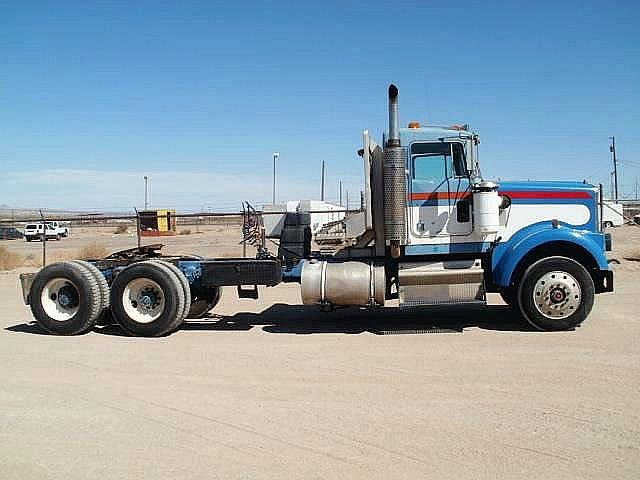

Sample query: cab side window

[413,153,447,184]
[411,142,466,181]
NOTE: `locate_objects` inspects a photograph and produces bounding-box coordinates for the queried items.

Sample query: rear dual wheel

[29,261,109,335]
[72,260,111,325]
[30,259,202,336]
[110,261,189,336]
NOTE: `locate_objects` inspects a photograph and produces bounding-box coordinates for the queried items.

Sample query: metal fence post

[134,208,141,249]
[39,209,46,267]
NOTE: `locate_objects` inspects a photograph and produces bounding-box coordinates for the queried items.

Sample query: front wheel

[517,256,595,331]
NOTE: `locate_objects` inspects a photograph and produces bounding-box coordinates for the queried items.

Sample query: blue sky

[1,1,639,211]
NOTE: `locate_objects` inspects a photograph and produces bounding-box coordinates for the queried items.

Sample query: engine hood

[497,180,596,195]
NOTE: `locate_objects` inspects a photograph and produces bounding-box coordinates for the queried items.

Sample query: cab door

[408,141,472,239]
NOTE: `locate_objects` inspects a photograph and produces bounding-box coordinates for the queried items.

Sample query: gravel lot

[0,225,638,479]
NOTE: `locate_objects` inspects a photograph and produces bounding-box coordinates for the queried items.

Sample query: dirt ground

[0,225,638,479]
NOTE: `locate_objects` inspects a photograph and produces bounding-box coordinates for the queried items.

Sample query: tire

[71,260,110,314]
[187,287,222,319]
[603,221,613,228]
[29,261,103,335]
[110,261,185,336]
[517,256,595,331]
[55,234,61,241]
[149,260,191,322]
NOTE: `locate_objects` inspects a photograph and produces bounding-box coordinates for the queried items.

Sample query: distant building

[263,200,346,237]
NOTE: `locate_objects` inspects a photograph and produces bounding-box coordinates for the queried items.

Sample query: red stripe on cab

[409,190,592,201]
[500,191,592,199]
[410,192,471,201]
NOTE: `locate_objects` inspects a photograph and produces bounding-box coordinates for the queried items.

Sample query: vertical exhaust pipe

[387,84,400,147]
[383,84,406,258]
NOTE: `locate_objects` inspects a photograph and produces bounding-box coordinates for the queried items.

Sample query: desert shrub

[24,254,39,267]
[114,225,128,234]
[179,229,192,235]
[0,245,25,270]
[77,243,109,260]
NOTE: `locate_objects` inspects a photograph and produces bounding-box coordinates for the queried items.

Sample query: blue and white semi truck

[19,85,613,336]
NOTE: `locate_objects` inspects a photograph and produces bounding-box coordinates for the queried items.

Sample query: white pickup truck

[24,222,69,242]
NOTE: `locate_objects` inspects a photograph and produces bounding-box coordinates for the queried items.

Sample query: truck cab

[296,85,612,331]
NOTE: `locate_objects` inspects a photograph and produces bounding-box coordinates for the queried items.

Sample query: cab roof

[398,126,477,145]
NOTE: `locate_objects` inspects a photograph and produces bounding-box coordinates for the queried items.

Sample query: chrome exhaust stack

[387,84,400,148]
[383,84,407,258]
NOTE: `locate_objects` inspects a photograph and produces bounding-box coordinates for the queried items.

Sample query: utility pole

[346,190,349,210]
[610,172,615,200]
[144,176,149,210]
[610,136,618,202]
[339,180,342,206]
[321,160,325,201]
[635,177,639,201]
[272,152,279,204]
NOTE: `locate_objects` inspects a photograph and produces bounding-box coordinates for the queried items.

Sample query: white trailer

[602,201,624,228]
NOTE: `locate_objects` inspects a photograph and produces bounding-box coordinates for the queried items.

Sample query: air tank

[472,181,502,234]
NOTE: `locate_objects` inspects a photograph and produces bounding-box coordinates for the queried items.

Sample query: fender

[491,221,609,288]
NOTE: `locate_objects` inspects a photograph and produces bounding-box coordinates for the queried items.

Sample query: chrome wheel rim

[122,278,165,324]
[41,278,80,321]
[533,270,581,319]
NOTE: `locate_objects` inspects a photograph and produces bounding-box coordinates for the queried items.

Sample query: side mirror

[499,194,512,209]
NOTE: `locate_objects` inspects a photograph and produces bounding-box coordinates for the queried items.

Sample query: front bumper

[594,268,613,293]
